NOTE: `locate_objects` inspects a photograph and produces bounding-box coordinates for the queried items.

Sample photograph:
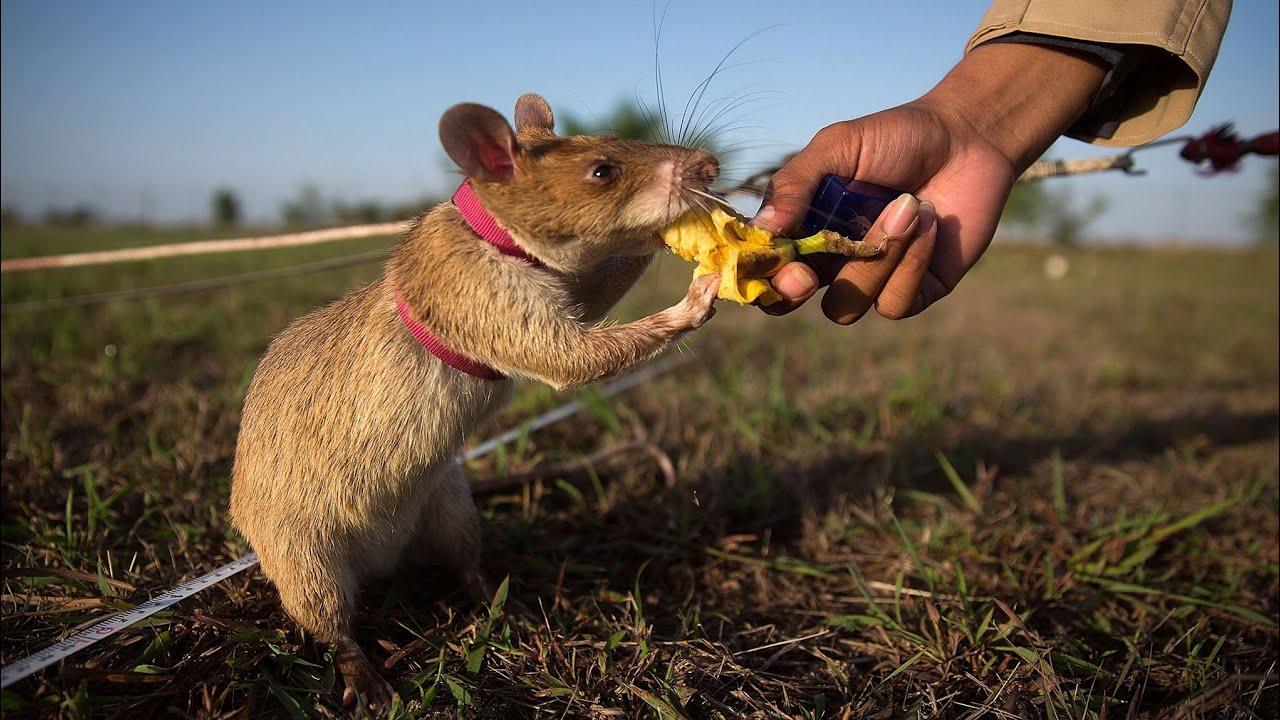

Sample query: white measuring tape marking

[461,352,687,462]
[0,351,693,688]
[1,552,261,688]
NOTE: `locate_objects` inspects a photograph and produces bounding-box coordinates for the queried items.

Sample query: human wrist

[921,42,1108,172]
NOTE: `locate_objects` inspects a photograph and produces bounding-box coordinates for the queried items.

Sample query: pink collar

[394,292,504,380]
[393,180,539,381]
[451,180,541,266]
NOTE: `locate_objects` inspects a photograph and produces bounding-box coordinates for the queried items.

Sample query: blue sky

[2,1,1277,242]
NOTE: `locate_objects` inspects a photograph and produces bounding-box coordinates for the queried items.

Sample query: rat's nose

[684,151,720,185]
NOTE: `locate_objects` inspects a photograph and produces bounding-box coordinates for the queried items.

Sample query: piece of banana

[661,206,881,305]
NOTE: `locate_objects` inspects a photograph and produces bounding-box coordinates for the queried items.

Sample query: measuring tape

[1,553,260,688]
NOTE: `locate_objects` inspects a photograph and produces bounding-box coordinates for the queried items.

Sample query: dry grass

[2,226,1277,718]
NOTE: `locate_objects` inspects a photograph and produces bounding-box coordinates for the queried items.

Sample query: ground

[1,225,1277,719]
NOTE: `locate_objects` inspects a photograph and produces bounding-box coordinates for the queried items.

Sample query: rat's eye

[588,163,620,182]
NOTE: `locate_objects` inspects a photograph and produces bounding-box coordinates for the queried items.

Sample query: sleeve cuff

[965,0,1231,147]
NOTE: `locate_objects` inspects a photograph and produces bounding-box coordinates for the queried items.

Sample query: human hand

[754,43,1107,323]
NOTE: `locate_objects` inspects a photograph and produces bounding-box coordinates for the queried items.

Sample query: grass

[1,222,1277,718]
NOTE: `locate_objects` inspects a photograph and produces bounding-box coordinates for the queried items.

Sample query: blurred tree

[211,187,241,228]
[561,100,661,142]
[1002,180,1051,229]
[1251,160,1278,244]
[1042,189,1109,247]
[387,198,434,221]
[1,205,23,227]
[43,204,97,227]
[1002,149,1058,231]
[332,200,385,224]
[281,185,329,227]
[1001,162,1108,246]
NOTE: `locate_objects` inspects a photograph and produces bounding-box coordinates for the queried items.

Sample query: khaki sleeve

[966,0,1232,146]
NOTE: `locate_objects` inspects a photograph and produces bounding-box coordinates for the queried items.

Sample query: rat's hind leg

[403,463,491,603]
[266,550,396,711]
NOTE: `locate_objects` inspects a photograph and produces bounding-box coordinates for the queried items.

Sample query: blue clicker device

[798,174,905,241]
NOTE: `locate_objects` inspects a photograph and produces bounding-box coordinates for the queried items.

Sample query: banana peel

[661,206,882,305]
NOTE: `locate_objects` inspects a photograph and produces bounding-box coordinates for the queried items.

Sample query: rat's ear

[514,93,555,135]
[439,103,518,182]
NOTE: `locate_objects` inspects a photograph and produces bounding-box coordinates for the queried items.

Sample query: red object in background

[1179,124,1280,174]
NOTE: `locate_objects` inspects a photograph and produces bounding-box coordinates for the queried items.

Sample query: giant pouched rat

[229,93,720,710]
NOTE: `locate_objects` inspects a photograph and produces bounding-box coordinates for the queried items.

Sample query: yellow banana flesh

[660,206,880,305]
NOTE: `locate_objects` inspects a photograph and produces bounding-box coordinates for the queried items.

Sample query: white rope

[0,352,693,688]
[1018,154,1137,182]
[1,221,407,274]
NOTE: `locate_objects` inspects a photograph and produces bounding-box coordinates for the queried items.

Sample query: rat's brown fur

[229,93,718,711]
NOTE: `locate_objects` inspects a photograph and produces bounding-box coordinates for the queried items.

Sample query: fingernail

[749,205,777,230]
[917,200,936,235]
[774,263,817,299]
[881,193,919,236]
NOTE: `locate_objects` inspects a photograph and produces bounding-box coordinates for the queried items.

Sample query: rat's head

[439,93,719,271]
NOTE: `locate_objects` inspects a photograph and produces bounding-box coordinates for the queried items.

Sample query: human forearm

[921,42,1108,172]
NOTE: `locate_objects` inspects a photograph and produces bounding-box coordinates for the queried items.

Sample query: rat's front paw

[670,274,719,331]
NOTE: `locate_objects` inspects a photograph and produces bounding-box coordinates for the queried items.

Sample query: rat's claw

[667,274,719,331]
[337,639,398,716]
[342,675,397,716]
[685,275,719,328]
[691,272,721,301]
